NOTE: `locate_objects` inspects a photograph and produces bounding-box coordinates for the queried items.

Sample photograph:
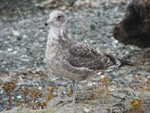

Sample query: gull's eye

[57,15,64,20]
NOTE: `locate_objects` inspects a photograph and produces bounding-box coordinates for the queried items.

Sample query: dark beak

[45,22,48,26]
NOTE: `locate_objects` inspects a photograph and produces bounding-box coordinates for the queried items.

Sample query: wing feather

[65,43,119,70]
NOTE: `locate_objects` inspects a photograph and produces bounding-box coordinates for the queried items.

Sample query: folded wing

[66,43,122,70]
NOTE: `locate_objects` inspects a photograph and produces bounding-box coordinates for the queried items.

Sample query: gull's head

[45,10,67,28]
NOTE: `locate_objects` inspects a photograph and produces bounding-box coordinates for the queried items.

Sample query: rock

[12,30,20,37]
[113,0,150,48]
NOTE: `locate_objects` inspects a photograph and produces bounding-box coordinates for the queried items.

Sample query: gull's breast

[45,44,69,77]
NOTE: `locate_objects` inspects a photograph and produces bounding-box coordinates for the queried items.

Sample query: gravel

[0,0,150,112]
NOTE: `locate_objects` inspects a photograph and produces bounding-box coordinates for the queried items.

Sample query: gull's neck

[46,23,67,59]
[49,23,67,40]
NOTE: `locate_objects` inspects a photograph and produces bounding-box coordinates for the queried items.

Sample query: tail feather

[105,54,134,68]
[118,59,134,67]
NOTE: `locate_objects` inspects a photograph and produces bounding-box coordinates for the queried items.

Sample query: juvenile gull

[45,10,133,105]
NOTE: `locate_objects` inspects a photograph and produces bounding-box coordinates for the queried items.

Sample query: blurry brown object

[130,99,142,113]
[31,89,42,109]
[46,86,54,101]
[38,101,47,109]
[21,88,30,105]
[37,86,55,109]
[147,77,150,84]
[16,102,22,106]
[46,93,53,101]
[47,86,54,94]
[67,88,73,97]
[113,0,150,48]
[2,82,16,110]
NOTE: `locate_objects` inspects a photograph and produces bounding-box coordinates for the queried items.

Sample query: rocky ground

[1,0,150,112]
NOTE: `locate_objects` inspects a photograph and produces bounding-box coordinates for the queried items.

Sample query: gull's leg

[72,80,77,104]
[60,80,77,105]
